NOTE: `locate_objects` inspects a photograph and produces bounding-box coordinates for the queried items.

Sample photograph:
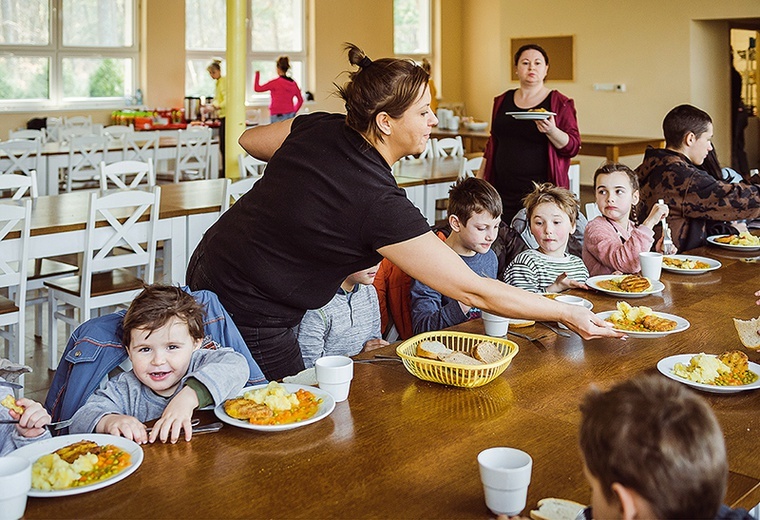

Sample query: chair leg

[35,299,43,338]
[48,291,58,371]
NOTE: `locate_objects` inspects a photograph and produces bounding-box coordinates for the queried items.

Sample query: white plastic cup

[478,447,533,516]
[555,295,587,329]
[639,252,663,281]
[315,355,354,403]
[481,311,509,337]
[0,456,31,520]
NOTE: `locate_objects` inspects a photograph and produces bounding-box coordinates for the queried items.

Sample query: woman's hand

[150,386,198,444]
[560,304,624,340]
[534,115,569,149]
[96,414,148,444]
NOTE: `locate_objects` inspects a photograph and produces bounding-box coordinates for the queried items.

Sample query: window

[393,0,431,56]
[0,0,138,108]
[184,0,307,105]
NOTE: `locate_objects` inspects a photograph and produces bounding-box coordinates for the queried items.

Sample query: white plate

[596,310,690,338]
[11,433,143,497]
[504,111,556,120]
[657,354,760,394]
[214,383,336,432]
[586,275,664,298]
[707,234,760,252]
[662,255,722,274]
[555,295,594,311]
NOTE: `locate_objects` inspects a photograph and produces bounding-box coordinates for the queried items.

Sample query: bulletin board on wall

[510,36,575,81]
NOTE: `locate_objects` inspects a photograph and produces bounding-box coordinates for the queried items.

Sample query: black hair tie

[359,56,372,68]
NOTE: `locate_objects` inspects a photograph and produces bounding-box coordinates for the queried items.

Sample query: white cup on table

[639,251,663,281]
[0,456,31,520]
[481,311,509,337]
[315,355,354,403]
[478,447,533,516]
[554,294,587,329]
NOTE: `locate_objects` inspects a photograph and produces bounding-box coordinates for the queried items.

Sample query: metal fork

[508,330,548,351]
[0,417,74,431]
[659,198,675,254]
[536,321,571,338]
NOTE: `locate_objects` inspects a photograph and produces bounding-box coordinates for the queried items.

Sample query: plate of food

[707,232,760,251]
[657,351,760,393]
[662,255,722,274]
[11,433,143,497]
[214,381,335,432]
[504,110,556,120]
[596,302,690,338]
[586,274,664,298]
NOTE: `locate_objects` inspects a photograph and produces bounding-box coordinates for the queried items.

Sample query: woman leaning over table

[478,44,581,224]
[254,56,304,123]
[186,43,621,381]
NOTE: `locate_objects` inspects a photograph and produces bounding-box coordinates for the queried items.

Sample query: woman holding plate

[187,44,620,381]
[479,44,581,223]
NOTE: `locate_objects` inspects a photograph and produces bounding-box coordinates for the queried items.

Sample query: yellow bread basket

[396,331,518,388]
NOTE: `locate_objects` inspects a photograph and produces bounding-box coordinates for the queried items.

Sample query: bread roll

[733,317,760,350]
[441,352,483,366]
[416,340,453,360]
[473,341,503,364]
[530,498,586,520]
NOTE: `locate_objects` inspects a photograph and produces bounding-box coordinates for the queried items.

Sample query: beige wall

[462,0,760,181]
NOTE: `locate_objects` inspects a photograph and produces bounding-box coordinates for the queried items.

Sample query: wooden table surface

[579,134,665,162]
[23,244,760,518]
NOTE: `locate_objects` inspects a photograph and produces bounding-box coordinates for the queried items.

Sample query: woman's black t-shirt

[193,112,431,328]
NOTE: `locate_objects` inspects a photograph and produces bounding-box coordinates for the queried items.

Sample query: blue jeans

[271,112,296,123]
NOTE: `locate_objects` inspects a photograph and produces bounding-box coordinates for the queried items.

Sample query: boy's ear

[375,112,392,136]
[684,131,696,148]
[192,337,203,351]
[612,482,641,520]
[448,214,461,232]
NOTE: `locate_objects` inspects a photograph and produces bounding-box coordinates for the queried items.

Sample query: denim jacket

[45,287,266,424]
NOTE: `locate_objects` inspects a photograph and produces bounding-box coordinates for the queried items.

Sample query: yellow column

[225,0,247,179]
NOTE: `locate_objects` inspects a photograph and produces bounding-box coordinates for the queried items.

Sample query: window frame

[0,0,139,111]
[392,0,433,59]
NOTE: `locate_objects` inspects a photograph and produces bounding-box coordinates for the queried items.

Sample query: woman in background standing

[478,44,580,224]
[254,56,304,123]
[207,60,227,171]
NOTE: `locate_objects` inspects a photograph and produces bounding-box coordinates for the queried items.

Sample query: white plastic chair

[45,187,161,369]
[64,115,93,128]
[64,134,108,192]
[585,202,602,220]
[123,131,160,166]
[461,156,483,179]
[221,176,259,213]
[173,127,212,182]
[238,154,267,179]
[100,159,156,191]
[0,139,42,197]
[9,129,47,144]
[434,136,464,158]
[0,199,30,388]
[401,139,434,161]
[0,171,38,200]
[103,124,134,146]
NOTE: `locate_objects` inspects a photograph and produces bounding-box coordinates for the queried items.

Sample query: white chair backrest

[66,135,108,192]
[221,176,259,213]
[60,126,96,143]
[9,129,46,144]
[81,187,160,297]
[123,131,160,164]
[238,154,267,179]
[0,139,42,181]
[462,156,483,179]
[103,124,134,145]
[0,172,39,199]
[100,159,155,191]
[64,115,93,128]
[585,202,602,221]
[401,139,434,161]
[434,136,464,158]
[174,127,211,182]
[46,118,63,142]
[0,199,31,302]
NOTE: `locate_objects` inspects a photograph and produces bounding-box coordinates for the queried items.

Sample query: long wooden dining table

[23,242,760,519]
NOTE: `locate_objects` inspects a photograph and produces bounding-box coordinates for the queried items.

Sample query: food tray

[396,331,518,388]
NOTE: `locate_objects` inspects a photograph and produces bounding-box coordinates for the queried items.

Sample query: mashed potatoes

[32,452,98,490]
[243,381,299,412]
[672,353,730,384]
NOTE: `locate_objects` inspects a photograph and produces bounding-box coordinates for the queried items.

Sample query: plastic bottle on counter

[135,88,143,106]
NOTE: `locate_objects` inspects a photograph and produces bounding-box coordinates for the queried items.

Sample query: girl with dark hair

[188,43,619,381]
[254,56,304,122]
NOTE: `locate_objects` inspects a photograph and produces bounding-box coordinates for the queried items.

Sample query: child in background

[579,373,752,520]
[1,386,51,455]
[504,183,588,293]
[298,263,388,368]
[582,163,672,276]
[70,285,248,444]
[411,178,501,334]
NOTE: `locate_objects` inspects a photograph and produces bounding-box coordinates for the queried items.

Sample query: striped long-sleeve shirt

[504,249,588,293]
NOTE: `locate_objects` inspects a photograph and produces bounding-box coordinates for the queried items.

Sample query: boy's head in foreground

[122,285,206,397]
[523,182,579,258]
[579,374,727,520]
[447,177,502,255]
